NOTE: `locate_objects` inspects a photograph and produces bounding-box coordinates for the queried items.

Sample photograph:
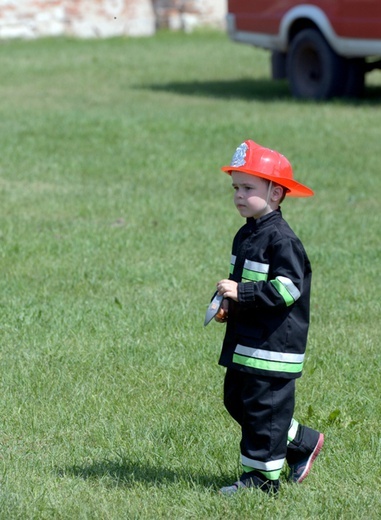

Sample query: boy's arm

[238,238,307,309]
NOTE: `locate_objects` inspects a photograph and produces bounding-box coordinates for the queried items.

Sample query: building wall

[154,0,227,32]
[0,0,227,39]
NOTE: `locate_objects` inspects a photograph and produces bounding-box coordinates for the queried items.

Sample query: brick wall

[0,0,227,39]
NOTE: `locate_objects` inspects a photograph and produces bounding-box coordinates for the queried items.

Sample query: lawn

[0,30,380,519]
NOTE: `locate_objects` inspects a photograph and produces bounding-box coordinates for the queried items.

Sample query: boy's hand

[217,279,238,302]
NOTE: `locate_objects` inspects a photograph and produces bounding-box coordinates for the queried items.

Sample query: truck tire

[271,51,287,79]
[287,28,347,99]
[343,58,365,97]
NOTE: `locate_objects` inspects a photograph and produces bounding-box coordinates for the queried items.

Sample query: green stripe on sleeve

[270,278,295,306]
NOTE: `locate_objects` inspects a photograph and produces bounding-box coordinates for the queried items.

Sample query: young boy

[212,140,324,495]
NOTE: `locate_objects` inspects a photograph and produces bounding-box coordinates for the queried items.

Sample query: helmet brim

[221,166,314,198]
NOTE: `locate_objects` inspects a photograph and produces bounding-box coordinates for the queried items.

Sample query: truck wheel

[287,28,346,99]
[271,51,287,80]
[343,58,365,97]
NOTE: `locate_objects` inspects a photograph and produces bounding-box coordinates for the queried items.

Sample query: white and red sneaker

[289,433,324,483]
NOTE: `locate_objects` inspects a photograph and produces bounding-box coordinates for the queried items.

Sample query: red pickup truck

[227,1,381,99]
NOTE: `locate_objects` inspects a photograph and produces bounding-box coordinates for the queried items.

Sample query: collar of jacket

[246,207,282,230]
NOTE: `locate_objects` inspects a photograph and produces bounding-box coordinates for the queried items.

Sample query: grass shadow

[57,454,227,490]
[143,78,291,101]
[143,77,381,104]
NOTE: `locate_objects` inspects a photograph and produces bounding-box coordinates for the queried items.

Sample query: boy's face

[231,171,272,219]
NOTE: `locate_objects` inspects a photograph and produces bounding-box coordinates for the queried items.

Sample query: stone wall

[154,0,226,32]
[0,0,227,39]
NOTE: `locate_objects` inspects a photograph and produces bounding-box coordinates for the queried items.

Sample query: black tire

[343,58,365,98]
[287,28,347,99]
[271,51,287,80]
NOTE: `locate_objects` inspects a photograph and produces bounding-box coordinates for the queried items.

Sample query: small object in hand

[204,293,224,326]
[215,306,227,322]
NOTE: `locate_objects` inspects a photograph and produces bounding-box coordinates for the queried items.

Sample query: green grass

[0,30,380,518]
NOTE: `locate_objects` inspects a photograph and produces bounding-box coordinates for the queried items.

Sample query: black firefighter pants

[224,368,319,484]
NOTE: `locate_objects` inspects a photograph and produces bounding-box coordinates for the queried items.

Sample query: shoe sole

[296,433,324,483]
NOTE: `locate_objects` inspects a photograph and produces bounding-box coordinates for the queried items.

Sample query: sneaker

[289,433,324,483]
[220,471,279,495]
[219,480,247,496]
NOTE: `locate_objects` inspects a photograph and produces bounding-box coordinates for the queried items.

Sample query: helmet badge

[230,142,248,167]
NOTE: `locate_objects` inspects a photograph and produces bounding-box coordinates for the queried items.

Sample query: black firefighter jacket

[219,209,312,379]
